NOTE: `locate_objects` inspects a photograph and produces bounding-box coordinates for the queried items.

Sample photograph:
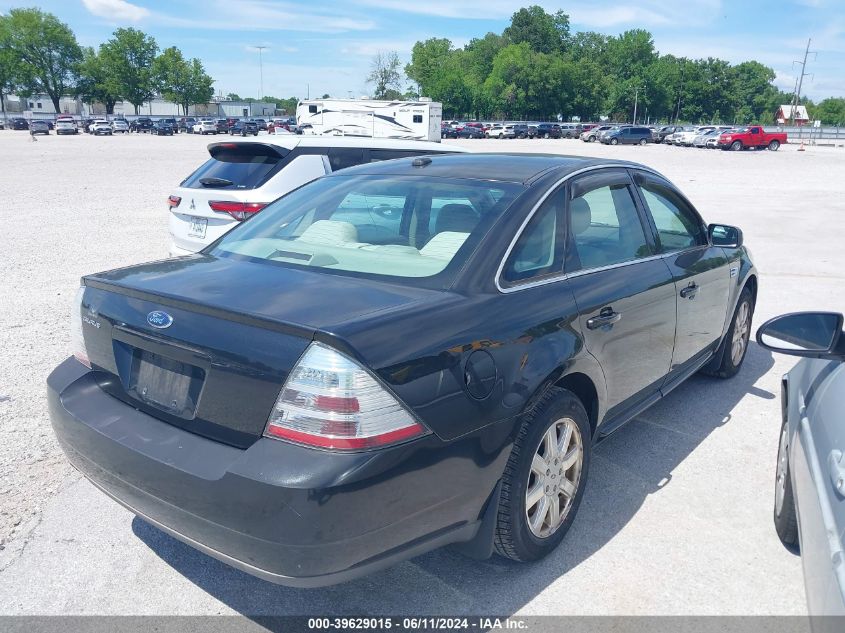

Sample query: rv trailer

[296,99,443,142]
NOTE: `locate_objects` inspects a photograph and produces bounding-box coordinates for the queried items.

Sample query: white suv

[192,119,218,135]
[167,137,467,256]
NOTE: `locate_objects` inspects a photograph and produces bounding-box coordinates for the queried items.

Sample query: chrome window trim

[495,163,667,294]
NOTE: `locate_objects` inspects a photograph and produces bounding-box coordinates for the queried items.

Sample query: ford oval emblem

[147,311,173,329]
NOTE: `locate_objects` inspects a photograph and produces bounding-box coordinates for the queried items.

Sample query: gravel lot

[1,130,843,615]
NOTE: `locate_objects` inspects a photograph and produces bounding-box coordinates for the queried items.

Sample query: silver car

[757,312,845,617]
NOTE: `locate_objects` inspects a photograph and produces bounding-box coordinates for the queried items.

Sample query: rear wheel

[610,138,618,145]
[639,138,647,146]
[774,418,799,546]
[730,140,743,151]
[768,140,780,151]
[494,387,590,562]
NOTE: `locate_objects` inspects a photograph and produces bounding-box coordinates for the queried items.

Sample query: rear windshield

[210,174,524,287]
[181,144,289,190]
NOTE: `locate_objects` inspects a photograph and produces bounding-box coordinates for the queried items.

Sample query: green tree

[101,28,158,114]
[226,92,241,101]
[75,46,121,114]
[503,6,569,54]
[0,15,21,120]
[367,51,403,100]
[153,47,213,115]
[813,97,845,125]
[3,8,81,112]
[405,38,453,98]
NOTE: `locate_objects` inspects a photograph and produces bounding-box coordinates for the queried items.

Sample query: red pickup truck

[718,126,787,151]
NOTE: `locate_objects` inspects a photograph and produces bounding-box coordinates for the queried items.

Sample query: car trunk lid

[79,255,436,448]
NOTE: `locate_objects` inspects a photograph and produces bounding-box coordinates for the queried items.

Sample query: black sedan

[457,125,485,139]
[9,117,29,130]
[152,120,175,136]
[49,154,757,587]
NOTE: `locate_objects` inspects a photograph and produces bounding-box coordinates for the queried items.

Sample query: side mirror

[709,223,743,248]
[757,312,844,359]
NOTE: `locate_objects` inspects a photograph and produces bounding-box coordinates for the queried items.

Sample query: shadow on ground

[133,343,775,618]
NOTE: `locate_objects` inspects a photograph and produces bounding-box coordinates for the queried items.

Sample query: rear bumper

[48,358,500,586]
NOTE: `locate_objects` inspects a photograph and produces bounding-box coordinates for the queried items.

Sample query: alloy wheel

[775,424,789,516]
[525,417,583,538]
[731,300,750,365]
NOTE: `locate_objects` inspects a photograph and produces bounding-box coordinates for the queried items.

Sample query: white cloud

[155,1,375,33]
[81,0,150,22]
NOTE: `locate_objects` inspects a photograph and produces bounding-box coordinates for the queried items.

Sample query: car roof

[326,153,660,185]
[219,136,467,153]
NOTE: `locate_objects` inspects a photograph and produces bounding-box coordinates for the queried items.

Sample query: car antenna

[412,157,432,167]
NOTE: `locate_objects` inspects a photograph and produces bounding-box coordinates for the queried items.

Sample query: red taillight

[167,195,181,208]
[208,200,267,221]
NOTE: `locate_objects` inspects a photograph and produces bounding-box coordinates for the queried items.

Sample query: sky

[3,0,844,101]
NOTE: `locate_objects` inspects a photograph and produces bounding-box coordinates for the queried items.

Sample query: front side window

[636,177,706,253]
[567,175,652,271]
[211,175,523,286]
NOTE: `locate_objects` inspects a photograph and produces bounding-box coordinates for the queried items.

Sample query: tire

[768,140,780,151]
[610,138,618,145]
[494,386,591,562]
[639,138,647,146]
[588,136,596,143]
[730,140,743,151]
[544,133,550,139]
[701,286,754,379]
[773,417,799,547]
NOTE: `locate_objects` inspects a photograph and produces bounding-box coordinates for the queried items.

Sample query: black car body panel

[49,153,757,586]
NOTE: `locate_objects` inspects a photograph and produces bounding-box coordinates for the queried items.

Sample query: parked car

[457,125,485,139]
[111,119,130,134]
[179,117,197,133]
[757,312,845,616]
[89,120,113,136]
[229,120,259,137]
[131,118,154,133]
[0,119,5,130]
[718,126,787,151]
[706,129,736,149]
[559,123,583,139]
[191,119,217,135]
[580,125,612,142]
[56,119,78,135]
[487,124,516,139]
[215,119,230,133]
[29,120,50,135]
[252,118,268,131]
[152,120,175,136]
[166,137,466,255]
[441,125,458,139]
[655,125,683,143]
[9,117,29,130]
[532,123,562,139]
[512,123,530,139]
[50,153,756,587]
[601,126,653,145]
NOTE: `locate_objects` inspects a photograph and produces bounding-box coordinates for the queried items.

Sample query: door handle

[586,308,622,330]
[680,283,698,299]
[829,450,845,498]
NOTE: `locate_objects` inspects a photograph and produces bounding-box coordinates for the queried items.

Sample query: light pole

[253,46,268,100]
[633,87,639,124]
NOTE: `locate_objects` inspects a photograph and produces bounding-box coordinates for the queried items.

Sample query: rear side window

[568,175,652,271]
[181,144,289,190]
[327,148,366,171]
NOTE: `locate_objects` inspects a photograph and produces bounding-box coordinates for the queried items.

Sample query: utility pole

[254,46,268,100]
[633,87,639,124]
[790,38,816,126]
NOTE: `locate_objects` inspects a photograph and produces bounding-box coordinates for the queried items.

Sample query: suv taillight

[71,287,90,368]
[264,342,427,451]
[167,195,181,208]
[208,200,267,221]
